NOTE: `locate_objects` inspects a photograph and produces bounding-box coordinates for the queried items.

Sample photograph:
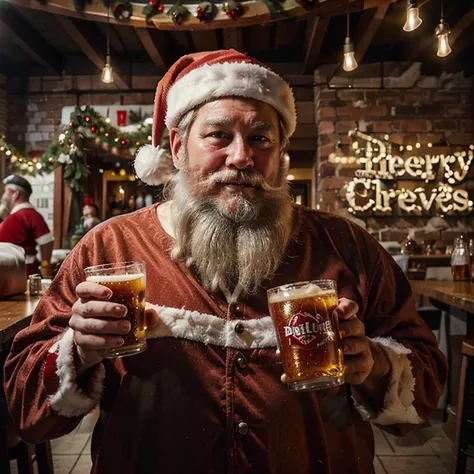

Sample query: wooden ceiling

[1,0,474,82]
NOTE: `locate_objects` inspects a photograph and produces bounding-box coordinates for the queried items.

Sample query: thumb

[145,308,160,330]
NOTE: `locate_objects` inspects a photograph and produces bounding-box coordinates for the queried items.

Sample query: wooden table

[411,280,474,335]
[0,293,40,344]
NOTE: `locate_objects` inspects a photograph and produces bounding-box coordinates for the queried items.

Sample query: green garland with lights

[3,105,153,193]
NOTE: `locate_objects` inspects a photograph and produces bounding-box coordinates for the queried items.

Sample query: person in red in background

[0,175,54,277]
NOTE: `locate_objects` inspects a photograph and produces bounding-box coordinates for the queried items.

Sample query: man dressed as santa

[5,50,446,474]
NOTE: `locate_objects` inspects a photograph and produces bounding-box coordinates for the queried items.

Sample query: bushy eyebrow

[201,118,233,127]
[200,118,276,133]
[250,121,276,133]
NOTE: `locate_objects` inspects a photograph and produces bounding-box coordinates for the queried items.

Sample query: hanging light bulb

[435,0,451,58]
[101,6,114,84]
[403,0,422,32]
[436,19,452,57]
[101,56,114,83]
[343,13,358,72]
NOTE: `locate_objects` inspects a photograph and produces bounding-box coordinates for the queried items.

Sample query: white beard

[169,167,294,296]
[0,203,10,221]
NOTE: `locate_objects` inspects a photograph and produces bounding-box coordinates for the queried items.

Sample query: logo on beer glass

[284,312,334,350]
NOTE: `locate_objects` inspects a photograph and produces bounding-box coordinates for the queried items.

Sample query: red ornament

[90,125,97,133]
[149,0,157,6]
[69,120,75,127]
[117,110,127,127]
[158,4,164,11]
[120,139,127,146]
[85,115,91,122]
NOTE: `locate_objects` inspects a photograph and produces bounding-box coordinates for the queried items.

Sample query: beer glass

[85,261,147,358]
[267,280,344,391]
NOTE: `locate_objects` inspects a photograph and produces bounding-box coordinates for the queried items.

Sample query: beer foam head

[86,273,145,283]
[268,282,334,304]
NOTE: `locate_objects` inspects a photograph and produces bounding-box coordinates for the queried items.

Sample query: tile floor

[9,409,470,474]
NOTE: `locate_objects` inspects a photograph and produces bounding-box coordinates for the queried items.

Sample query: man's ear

[169,128,184,170]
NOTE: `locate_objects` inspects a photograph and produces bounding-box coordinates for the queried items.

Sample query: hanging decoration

[167,3,190,25]
[142,0,165,22]
[113,1,133,20]
[2,105,153,193]
[195,2,215,22]
[222,1,244,19]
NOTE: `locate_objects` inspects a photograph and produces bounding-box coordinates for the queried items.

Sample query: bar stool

[453,339,474,474]
[0,400,54,474]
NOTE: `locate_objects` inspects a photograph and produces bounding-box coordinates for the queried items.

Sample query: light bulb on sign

[101,56,114,84]
[343,38,358,72]
[436,24,452,57]
[403,1,422,32]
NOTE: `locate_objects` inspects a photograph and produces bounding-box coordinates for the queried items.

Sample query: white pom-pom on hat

[134,145,174,186]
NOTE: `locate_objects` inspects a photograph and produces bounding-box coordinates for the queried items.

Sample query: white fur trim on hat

[165,62,297,137]
[351,337,423,425]
[146,302,277,349]
[134,145,174,186]
[48,328,105,417]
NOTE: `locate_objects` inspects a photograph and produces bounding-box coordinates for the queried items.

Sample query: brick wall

[314,65,474,245]
[7,75,159,152]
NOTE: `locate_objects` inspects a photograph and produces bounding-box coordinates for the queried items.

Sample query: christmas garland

[3,105,153,193]
[34,0,308,24]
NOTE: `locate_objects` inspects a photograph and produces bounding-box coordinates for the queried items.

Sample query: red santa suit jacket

[4,203,447,474]
[0,202,53,275]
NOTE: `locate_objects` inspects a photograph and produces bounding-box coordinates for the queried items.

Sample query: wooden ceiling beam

[0,2,62,75]
[302,16,331,74]
[135,27,168,74]
[222,27,243,51]
[354,4,390,63]
[56,15,129,89]
[191,30,219,52]
[3,0,398,31]
[445,9,474,60]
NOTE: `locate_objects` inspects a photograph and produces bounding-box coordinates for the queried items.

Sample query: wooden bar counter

[0,293,41,344]
[410,280,474,335]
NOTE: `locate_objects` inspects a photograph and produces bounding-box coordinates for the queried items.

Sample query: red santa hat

[134,49,297,185]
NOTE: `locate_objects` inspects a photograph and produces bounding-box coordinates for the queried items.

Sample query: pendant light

[435,0,452,58]
[403,0,422,32]
[101,6,114,83]
[343,13,358,72]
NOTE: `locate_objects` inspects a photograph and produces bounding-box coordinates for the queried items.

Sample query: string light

[435,0,451,58]
[403,0,422,32]
[343,13,358,72]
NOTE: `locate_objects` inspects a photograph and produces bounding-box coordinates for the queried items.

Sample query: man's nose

[225,136,254,169]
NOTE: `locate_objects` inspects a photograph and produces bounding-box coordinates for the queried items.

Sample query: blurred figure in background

[0,175,53,277]
[83,203,102,231]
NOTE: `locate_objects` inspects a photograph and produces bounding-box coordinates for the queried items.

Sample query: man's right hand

[69,281,129,376]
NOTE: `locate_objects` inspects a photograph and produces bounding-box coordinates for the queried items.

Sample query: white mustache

[201,170,284,192]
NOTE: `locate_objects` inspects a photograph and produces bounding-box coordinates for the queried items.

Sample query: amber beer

[85,262,147,358]
[451,264,470,282]
[268,280,344,391]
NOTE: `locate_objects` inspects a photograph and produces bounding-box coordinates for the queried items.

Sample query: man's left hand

[336,297,390,386]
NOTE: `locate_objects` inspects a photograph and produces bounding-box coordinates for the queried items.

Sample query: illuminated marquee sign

[329,130,474,215]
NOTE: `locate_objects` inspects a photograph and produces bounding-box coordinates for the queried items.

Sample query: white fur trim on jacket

[352,337,423,425]
[48,328,105,418]
[165,62,297,137]
[146,303,277,349]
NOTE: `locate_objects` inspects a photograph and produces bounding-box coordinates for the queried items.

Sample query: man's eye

[209,131,227,139]
[251,135,270,142]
